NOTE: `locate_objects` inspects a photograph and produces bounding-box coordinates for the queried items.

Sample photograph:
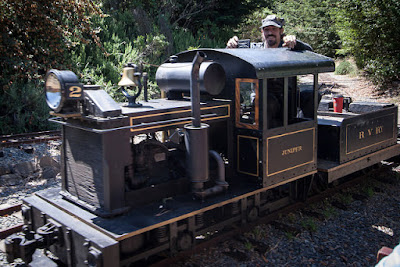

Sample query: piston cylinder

[156,61,226,95]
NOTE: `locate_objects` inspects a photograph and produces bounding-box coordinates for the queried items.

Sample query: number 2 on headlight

[69,86,82,98]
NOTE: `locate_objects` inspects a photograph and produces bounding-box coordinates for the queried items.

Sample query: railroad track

[0,130,61,148]
[151,169,380,266]
[0,162,394,265]
[0,204,23,240]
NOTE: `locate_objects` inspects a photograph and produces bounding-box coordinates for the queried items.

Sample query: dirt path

[318,72,398,104]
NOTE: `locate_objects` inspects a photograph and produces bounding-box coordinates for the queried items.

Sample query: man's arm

[293,40,313,51]
[282,35,313,51]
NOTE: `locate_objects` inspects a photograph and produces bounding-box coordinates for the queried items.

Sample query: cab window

[235,78,259,129]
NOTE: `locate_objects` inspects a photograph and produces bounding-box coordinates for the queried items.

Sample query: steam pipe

[194,150,229,199]
[209,150,225,183]
[190,51,206,127]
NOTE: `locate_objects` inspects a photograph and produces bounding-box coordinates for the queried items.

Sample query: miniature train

[5,48,399,266]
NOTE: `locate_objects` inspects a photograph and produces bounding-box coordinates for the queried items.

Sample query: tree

[333,0,400,86]
[0,0,103,85]
[0,0,103,134]
[275,0,341,58]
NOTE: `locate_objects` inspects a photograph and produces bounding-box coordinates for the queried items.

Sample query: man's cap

[260,15,285,29]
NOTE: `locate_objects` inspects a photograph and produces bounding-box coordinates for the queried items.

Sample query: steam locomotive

[5,48,399,266]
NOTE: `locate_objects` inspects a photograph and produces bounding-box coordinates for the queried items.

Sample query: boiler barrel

[156,61,226,95]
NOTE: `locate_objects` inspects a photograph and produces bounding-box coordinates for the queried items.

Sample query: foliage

[183,0,269,36]
[362,185,374,197]
[172,28,225,53]
[235,8,274,42]
[0,0,103,134]
[244,241,253,251]
[321,205,338,219]
[301,218,318,232]
[274,0,341,58]
[337,193,353,205]
[333,0,400,86]
[0,80,55,134]
[335,60,357,75]
[70,10,169,102]
[102,0,269,36]
[0,0,103,84]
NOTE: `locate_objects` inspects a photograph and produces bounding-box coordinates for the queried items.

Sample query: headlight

[45,70,83,113]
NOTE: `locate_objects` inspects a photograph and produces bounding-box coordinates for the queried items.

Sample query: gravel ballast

[174,163,400,267]
[0,141,399,266]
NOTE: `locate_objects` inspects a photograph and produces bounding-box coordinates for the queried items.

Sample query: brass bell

[118,67,136,87]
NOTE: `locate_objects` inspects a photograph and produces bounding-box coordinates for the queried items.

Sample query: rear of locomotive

[5,48,337,266]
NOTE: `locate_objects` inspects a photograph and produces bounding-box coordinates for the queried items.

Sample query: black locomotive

[5,48,399,266]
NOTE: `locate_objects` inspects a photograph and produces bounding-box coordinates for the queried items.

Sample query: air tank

[156,60,226,95]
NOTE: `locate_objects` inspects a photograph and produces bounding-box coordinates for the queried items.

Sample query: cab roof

[176,48,335,79]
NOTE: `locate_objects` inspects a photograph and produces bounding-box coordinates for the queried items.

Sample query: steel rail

[151,171,374,267]
[0,130,60,148]
[0,204,23,239]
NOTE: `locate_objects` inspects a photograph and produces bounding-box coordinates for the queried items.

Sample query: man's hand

[282,35,296,49]
[226,36,239,48]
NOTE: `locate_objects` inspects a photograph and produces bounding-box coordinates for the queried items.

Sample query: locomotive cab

[167,49,335,188]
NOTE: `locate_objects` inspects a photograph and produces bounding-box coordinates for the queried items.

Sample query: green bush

[235,8,274,42]
[335,60,356,75]
[69,10,170,102]
[0,80,55,135]
[172,28,225,53]
[333,0,400,87]
[275,0,341,58]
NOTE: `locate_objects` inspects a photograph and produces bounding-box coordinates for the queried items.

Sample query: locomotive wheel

[312,173,329,193]
[247,207,259,222]
[177,232,193,251]
[290,175,314,202]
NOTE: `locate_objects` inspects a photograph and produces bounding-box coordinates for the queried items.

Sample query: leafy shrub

[335,60,356,75]
[0,80,55,135]
[275,0,341,58]
[0,0,104,85]
[333,0,400,87]
[172,28,225,53]
[235,8,274,42]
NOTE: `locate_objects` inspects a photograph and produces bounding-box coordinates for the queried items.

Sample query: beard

[264,34,279,47]
[266,38,277,46]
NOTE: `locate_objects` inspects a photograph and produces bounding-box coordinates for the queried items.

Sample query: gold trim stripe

[131,104,230,120]
[130,104,230,132]
[130,114,230,133]
[267,127,314,140]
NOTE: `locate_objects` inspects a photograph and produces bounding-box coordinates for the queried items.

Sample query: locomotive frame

[5,48,399,266]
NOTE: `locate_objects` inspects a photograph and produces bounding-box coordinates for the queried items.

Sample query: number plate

[65,83,84,99]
